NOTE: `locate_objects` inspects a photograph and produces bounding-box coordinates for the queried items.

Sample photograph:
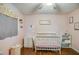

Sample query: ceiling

[12,3,79,15]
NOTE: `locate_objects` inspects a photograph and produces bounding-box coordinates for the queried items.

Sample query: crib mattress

[36,44,60,48]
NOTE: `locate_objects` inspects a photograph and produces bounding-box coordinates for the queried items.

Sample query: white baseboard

[72,47,79,53]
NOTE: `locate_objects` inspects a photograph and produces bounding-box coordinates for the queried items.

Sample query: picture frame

[20,26,23,28]
[74,22,79,30]
[19,19,22,21]
[19,19,23,24]
[39,20,50,25]
[69,16,73,24]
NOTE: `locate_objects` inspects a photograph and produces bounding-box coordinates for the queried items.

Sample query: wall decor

[19,19,23,28]
[39,20,50,25]
[69,16,73,24]
[20,26,23,28]
[74,22,79,30]
[19,19,22,21]
[19,19,23,24]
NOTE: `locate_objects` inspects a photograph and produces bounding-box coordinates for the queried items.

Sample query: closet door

[0,14,18,40]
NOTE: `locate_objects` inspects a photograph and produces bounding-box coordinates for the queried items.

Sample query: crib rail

[33,33,62,54]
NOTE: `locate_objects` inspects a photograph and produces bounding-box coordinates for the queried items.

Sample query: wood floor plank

[21,48,79,55]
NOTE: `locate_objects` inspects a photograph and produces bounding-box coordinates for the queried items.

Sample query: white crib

[33,33,62,54]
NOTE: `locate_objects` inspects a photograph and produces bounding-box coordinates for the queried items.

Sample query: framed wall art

[74,22,79,30]
[69,16,74,24]
[39,20,51,25]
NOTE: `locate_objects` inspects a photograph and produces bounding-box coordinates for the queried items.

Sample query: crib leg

[59,50,61,55]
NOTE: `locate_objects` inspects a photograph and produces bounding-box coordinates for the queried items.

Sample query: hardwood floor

[21,48,79,55]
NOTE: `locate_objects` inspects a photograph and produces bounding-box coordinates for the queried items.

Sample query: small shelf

[62,33,71,48]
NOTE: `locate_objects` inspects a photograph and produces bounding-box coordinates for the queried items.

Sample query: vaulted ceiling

[12,3,79,15]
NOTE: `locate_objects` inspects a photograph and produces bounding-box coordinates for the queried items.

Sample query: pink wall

[68,8,79,52]
[24,14,68,47]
